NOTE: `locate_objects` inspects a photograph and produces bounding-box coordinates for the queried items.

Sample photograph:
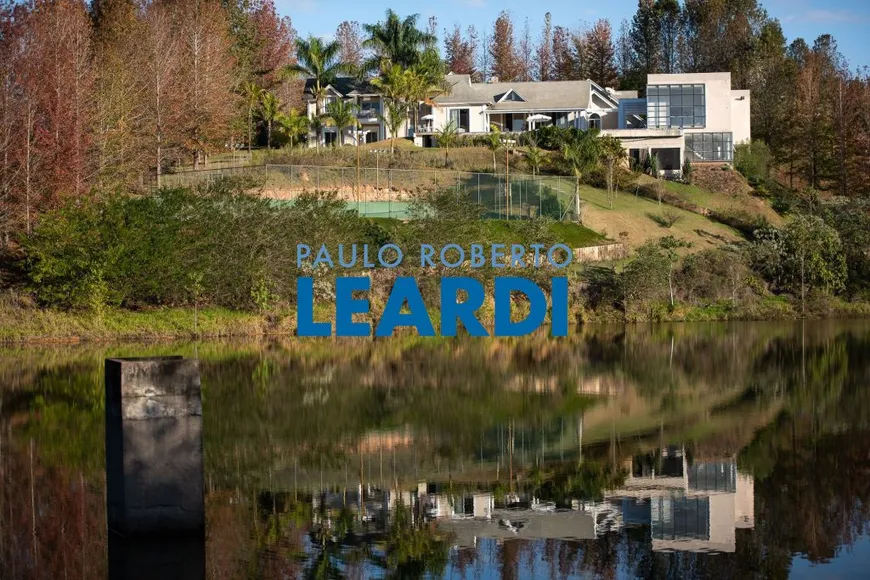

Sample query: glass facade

[647,84,706,129]
[685,132,734,162]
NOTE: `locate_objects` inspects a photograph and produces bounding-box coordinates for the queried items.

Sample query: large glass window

[647,84,705,129]
[685,132,734,162]
[448,108,470,132]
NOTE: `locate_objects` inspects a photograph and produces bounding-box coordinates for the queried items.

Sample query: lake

[1,321,869,579]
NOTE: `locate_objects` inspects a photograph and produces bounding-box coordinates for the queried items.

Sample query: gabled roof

[434,74,622,111]
[303,77,378,98]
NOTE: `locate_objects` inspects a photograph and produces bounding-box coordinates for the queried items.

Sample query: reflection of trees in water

[0,441,105,580]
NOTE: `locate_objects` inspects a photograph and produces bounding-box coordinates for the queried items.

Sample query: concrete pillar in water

[105,356,204,535]
[105,356,205,580]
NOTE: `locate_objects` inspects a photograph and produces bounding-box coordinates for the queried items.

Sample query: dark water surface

[1,321,869,579]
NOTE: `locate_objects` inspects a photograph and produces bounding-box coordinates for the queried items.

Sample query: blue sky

[276,0,870,69]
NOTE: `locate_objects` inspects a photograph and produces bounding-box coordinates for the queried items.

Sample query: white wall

[647,72,740,136]
[731,90,751,145]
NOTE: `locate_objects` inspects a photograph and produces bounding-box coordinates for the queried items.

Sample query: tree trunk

[267,120,272,150]
[492,152,496,173]
[248,107,253,155]
[574,176,581,224]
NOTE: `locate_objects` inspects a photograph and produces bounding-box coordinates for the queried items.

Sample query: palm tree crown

[363,10,436,72]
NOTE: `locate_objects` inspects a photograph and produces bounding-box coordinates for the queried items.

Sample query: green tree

[323,99,359,146]
[598,134,627,209]
[241,81,263,154]
[658,235,692,307]
[377,100,407,155]
[484,125,503,173]
[525,142,544,176]
[561,132,601,223]
[258,91,281,149]
[363,9,436,72]
[435,121,459,164]
[780,215,847,313]
[280,36,350,147]
[275,110,309,148]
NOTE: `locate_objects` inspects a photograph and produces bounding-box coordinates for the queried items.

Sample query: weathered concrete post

[105,356,205,579]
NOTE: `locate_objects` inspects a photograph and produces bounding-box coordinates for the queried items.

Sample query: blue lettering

[550,277,569,337]
[494,277,547,337]
[296,277,331,336]
[335,277,371,336]
[441,277,488,337]
[376,277,435,337]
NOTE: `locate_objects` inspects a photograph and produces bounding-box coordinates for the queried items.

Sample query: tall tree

[249,0,296,87]
[363,9,436,73]
[335,21,364,72]
[585,20,618,88]
[488,11,520,81]
[177,0,238,169]
[551,26,574,81]
[536,12,553,81]
[21,0,94,204]
[657,0,682,74]
[443,24,478,79]
[517,17,534,81]
[629,0,661,79]
[281,36,349,146]
[138,0,182,188]
[91,0,141,188]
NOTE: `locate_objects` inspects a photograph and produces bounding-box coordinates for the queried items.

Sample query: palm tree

[378,100,407,155]
[525,143,544,176]
[362,9,436,72]
[561,132,601,223]
[324,99,359,146]
[280,36,350,148]
[598,135,627,209]
[241,82,263,155]
[259,92,281,150]
[484,125,503,173]
[435,121,459,164]
[275,110,309,149]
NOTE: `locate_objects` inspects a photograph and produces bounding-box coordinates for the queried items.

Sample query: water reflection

[1,322,869,578]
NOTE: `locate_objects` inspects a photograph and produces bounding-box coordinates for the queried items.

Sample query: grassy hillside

[540,178,742,250]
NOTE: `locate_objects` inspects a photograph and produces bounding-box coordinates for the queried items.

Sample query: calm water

[1,321,869,579]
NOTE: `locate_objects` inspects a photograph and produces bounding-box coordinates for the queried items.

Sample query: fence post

[477,173,481,206]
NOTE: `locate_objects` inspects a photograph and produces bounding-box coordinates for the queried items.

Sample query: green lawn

[539,177,742,250]
[368,217,606,248]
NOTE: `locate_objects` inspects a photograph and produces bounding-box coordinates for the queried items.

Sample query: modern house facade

[606,72,751,175]
[302,71,751,173]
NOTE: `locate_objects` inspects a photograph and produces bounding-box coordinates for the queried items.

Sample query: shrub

[735,141,772,184]
[23,180,380,310]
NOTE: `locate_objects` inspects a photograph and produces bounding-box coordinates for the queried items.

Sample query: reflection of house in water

[605,446,755,553]
[423,446,754,554]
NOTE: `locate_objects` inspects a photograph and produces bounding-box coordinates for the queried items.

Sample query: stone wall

[573,243,626,262]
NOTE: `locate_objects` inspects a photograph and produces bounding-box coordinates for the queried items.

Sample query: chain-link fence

[150,163,579,220]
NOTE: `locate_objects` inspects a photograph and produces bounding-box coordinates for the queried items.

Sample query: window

[647,84,705,129]
[685,132,733,162]
[324,130,338,146]
[588,113,602,130]
[449,108,470,132]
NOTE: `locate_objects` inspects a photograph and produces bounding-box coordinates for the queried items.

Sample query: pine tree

[536,12,553,81]
[585,20,618,87]
[335,21,364,71]
[444,24,478,79]
[551,26,574,80]
[488,11,520,81]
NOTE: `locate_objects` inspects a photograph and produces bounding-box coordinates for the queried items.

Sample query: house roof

[303,77,378,98]
[434,74,621,110]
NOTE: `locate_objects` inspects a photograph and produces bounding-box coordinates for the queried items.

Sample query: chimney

[488,76,499,84]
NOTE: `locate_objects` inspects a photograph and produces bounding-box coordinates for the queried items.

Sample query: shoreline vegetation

[3,295,869,345]
[3,175,869,344]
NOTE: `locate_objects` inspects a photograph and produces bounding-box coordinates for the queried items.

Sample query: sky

[275,0,870,70]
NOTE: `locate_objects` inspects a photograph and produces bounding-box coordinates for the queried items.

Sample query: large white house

[302,71,751,174]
